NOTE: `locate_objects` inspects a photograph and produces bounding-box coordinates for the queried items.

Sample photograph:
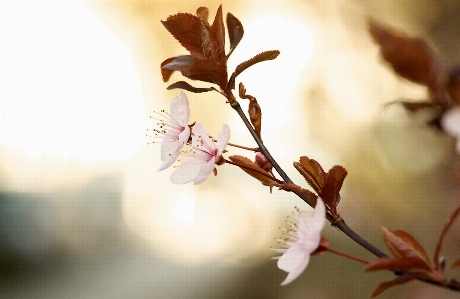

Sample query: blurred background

[1,0,460,298]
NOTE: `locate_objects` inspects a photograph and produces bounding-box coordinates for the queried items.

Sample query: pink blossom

[441,106,460,154]
[170,123,230,185]
[272,198,326,285]
[155,91,191,171]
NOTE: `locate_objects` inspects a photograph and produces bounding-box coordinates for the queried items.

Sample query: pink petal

[158,142,181,171]
[278,247,311,285]
[170,91,190,127]
[215,124,230,155]
[191,123,208,148]
[170,162,201,184]
[193,157,216,184]
[178,125,190,144]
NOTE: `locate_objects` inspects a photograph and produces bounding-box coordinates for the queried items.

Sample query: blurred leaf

[161,55,197,82]
[226,12,244,58]
[161,13,205,59]
[228,50,280,90]
[166,81,214,93]
[370,272,425,298]
[382,227,431,269]
[447,66,460,105]
[368,19,442,89]
[365,257,432,272]
[239,83,262,139]
[228,155,276,186]
[451,259,460,270]
[321,165,347,216]
[294,156,325,194]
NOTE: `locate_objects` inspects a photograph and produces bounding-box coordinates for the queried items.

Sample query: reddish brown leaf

[321,165,347,212]
[208,5,226,67]
[185,59,228,88]
[365,257,432,273]
[161,13,205,59]
[392,230,431,266]
[434,205,460,271]
[226,12,244,58]
[228,155,276,186]
[161,55,197,82]
[166,81,214,93]
[399,101,440,113]
[450,259,460,270]
[196,7,209,25]
[228,50,280,90]
[239,83,262,139]
[368,19,442,89]
[382,227,432,271]
[447,66,460,105]
[370,272,425,298]
[294,156,326,194]
[273,183,318,203]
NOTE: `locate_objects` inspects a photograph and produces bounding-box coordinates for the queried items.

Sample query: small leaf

[365,257,432,273]
[294,156,326,194]
[382,227,432,271]
[273,183,318,203]
[368,19,442,89]
[226,12,244,58]
[228,155,276,186]
[450,259,460,270]
[228,50,280,90]
[161,13,205,59]
[239,83,262,140]
[393,230,431,266]
[370,272,425,298]
[196,7,209,25]
[166,81,214,93]
[321,165,347,213]
[161,55,197,81]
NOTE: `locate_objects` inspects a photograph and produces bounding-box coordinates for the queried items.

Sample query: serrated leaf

[228,50,280,90]
[227,12,244,58]
[185,59,228,88]
[166,81,214,93]
[161,55,197,82]
[382,227,432,270]
[296,156,326,193]
[208,5,226,67]
[370,272,425,298]
[161,13,205,59]
[368,19,442,89]
[321,165,347,212]
[365,257,432,273]
[228,155,276,185]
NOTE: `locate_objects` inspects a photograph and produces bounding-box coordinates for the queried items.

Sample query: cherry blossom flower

[153,91,191,171]
[170,123,230,185]
[441,106,460,154]
[272,197,326,285]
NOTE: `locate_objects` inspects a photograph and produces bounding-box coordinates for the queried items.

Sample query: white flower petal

[158,142,181,171]
[191,123,208,148]
[178,125,190,144]
[215,124,230,155]
[170,162,201,184]
[278,245,311,286]
[170,91,190,126]
[193,157,216,184]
